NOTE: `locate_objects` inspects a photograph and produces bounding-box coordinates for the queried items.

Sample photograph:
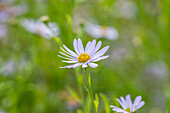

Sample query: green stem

[75,69,85,113]
[84,68,96,113]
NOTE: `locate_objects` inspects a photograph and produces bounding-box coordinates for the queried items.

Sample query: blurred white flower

[20,19,60,39]
[146,61,168,79]
[0,24,7,38]
[0,60,17,75]
[85,23,119,40]
[59,38,109,68]
[110,94,145,113]
[113,0,137,19]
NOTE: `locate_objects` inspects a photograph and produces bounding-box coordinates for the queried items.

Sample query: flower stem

[84,68,96,113]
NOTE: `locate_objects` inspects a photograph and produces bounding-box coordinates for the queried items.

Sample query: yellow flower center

[125,107,136,113]
[125,107,130,112]
[78,53,90,62]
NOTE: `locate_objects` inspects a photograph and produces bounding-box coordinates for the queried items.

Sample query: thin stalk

[75,69,85,113]
[84,68,96,113]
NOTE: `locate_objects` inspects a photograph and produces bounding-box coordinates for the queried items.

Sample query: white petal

[92,46,109,59]
[116,99,126,109]
[59,51,73,58]
[78,38,84,53]
[130,105,137,112]
[58,55,74,60]
[120,96,128,109]
[87,40,96,55]
[60,47,73,57]
[136,101,145,109]
[59,63,81,68]
[82,63,88,68]
[90,41,102,56]
[133,96,142,106]
[112,107,126,112]
[88,63,98,68]
[62,60,78,63]
[126,94,132,107]
[63,45,78,57]
[85,41,91,53]
[110,105,116,108]
[105,27,119,40]
[92,55,109,62]
[74,39,80,55]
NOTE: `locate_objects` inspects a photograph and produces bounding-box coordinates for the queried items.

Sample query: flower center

[78,53,90,63]
[101,26,107,36]
[125,107,130,112]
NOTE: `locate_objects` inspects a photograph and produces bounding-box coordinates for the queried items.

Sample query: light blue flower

[110,94,145,113]
[59,38,109,68]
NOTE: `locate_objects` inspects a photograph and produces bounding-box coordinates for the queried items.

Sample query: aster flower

[110,94,145,113]
[84,23,119,40]
[20,19,60,39]
[59,38,109,68]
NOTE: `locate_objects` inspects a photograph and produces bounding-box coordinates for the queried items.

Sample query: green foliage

[100,93,111,113]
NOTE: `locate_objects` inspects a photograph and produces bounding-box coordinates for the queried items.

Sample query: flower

[110,94,145,113]
[59,38,109,68]
[145,60,168,79]
[0,1,28,23]
[20,19,60,39]
[84,23,119,40]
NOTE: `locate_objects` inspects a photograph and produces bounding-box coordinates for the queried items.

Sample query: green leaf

[66,14,72,27]
[94,94,99,113]
[165,99,170,113]
[85,95,92,113]
[54,37,62,46]
[84,85,90,95]
[66,86,79,99]
[100,93,111,113]
[88,74,91,88]
[76,109,83,113]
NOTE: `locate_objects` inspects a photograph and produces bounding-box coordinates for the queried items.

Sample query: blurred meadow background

[0,0,170,113]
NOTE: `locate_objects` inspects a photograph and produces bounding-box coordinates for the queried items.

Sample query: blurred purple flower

[85,23,119,40]
[0,1,28,23]
[20,19,60,39]
[145,61,168,79]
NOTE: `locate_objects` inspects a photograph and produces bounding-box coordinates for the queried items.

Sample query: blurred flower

[59,90,81,110]
[0,111,5,113]
[0,1,28,23]
[145,61,168,79]
[40,15,49,23]
[113,0,137,19]
[20,19,60,39]
[85,23,119,40]
[110,94,145,113]
[59,38,109,68]
[0,60,17,75]
[0,24,7,38]
[66,97,81,110]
